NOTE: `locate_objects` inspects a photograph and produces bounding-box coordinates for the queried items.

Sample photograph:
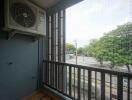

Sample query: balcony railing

[43,60,132,100]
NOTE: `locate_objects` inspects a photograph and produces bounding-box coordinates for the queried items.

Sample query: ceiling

[30,0,61,9]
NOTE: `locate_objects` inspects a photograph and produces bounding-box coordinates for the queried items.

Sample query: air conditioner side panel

[37,9,46,36]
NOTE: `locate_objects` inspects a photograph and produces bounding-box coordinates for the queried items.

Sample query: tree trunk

[126,64,131,73]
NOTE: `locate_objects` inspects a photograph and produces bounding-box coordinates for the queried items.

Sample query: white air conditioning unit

[4,0,46,36]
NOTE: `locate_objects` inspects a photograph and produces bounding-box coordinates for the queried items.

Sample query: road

[66,56,114,68]
[66,56,132,71]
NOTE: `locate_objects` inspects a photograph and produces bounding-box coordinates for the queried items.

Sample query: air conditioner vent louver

[11,3,36,28]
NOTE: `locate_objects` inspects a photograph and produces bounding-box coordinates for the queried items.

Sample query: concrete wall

[0,32,46,100]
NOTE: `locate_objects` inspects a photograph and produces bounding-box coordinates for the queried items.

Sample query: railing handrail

[43,60,132,77]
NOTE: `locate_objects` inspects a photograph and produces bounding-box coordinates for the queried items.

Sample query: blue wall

[0,32,46,100]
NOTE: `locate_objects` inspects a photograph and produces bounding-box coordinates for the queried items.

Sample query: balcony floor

[22,89,59,100]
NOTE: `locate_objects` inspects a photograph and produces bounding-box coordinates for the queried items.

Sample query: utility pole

[75,40,77,65]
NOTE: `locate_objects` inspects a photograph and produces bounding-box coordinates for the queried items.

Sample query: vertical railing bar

[74,67,75,98]
[45,61,48,84]
[78,68,81,100]
[54,62,56,87]
[52,62,54,87]
[44,62,48,84]
[58,63,61,90]
[51,62,53,87]
[55,62,58,88]
[59,63,61,91]
[88,70,91,100]
[87,70,88,100]
[57,63,59,90]
[47,63,50,84]
[50,62,52,85]
[83,69,85,100]
[69,66,72,96]
[48,62,50,85]
[54,62,55,87]
[50,64,52,85]
[101,72,105,100]
[95,71,97,100]
[110,74,112,100]
[66,66,67,94]
[117,74,123,100]
[127,77,130,100]
[62,63,64,92]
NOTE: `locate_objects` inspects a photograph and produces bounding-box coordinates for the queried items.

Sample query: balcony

[0,0,131,100]
[43,60,132,100]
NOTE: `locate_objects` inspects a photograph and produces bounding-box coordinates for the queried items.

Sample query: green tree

[84,39,98,57]
[66,43,76,54]
[84,39,105,66]
[85,23,132,72]
[102,23,132,71]
[77,47,84,55]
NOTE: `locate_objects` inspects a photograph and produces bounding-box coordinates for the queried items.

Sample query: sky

[66,0,131,47]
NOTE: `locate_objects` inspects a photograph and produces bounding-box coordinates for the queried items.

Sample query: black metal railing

[43,60,132,100]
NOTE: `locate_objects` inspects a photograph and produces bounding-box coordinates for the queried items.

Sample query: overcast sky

[66,0,131,47]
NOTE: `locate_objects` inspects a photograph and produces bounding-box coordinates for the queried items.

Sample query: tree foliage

[77,47,85,55]
[66,43,76,54]
[84,23,132,71]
